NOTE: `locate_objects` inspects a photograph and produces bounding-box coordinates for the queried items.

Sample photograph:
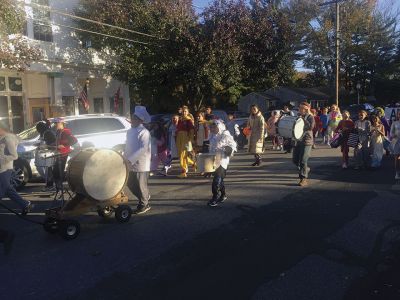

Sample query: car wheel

[11,163,29,190]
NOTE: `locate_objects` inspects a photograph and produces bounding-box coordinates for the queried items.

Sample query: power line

[28,18,156,46]
[22,1,168,41]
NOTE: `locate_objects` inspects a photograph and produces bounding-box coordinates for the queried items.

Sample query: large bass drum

[277,116,305,140]
[67,149,128,201]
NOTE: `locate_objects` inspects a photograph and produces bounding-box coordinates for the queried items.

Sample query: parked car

[12,114,131,190]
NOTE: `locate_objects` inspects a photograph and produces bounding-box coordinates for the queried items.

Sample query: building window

[109,97,123,115]
[94,98,104,113]
[0,77,5,91]
[32,0,53,42]
[8,77,23,92]
[62,96,75,116]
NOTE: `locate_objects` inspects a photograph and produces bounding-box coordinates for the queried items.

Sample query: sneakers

[164,165,171,174]
[218,195,228,203]
[342,163,348,169]
[395,172,400,180]
[133,205,151,215]
[298,178,308,187]
[177,173,187,178]
[41,186,55,192]
[3,232,14,255]
[207,200,218,207]
[21,201,34,216]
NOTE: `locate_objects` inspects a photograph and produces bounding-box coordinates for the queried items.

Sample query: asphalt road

[1,143,400,300]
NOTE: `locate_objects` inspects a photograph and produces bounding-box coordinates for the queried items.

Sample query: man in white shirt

[124,106,152,214]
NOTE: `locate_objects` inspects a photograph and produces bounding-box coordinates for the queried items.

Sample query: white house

[0,0,130,133]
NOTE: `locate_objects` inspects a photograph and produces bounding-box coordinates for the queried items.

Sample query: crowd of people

[1,100,399,254]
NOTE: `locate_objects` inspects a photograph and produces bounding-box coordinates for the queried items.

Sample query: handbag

[347,132,359,148]
[330,133,343,148]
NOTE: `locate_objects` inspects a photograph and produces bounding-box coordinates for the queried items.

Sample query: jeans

[0,169,29,208]
[53,157,67,190]
[293,143,312,179]
[212,166,226,201]
[127,171,150,207]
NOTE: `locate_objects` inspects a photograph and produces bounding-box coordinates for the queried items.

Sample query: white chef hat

[133,106,151,123]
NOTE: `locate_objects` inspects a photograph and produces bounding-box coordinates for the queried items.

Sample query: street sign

[385,107,400,123]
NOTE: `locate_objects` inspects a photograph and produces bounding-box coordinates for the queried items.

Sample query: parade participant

[311,108,321,149]
[281,105,295,153]
[149,122,168,176]
[205,106,214,121]
[124,106,152,214]
[226,113,240,143]
[207,120,237,207]
[370,115,385,169]
[0,124,33,215]
[389,110,400,179]
[53,118,77,190]
[248,104,265,166]
[36,120,56,191]
[165,114,179,173]
[267,110,280,150]
[319,107,329,144]
[292,102,315,187]
[328,104,342,144]
[375,107,390,136]
[176,106,195,178]
[335,110,354,169]
[354,110,371,170]
[195,111,209,152]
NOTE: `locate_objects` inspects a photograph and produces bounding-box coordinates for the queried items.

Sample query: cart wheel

[59,220,80,240]
[43,217,59,234]
[115,205,132,223]
[97,206,114,218]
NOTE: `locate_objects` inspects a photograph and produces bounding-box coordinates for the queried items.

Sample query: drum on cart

[67,149,129,201]
[196,153,216,173]
[277,116,305,140]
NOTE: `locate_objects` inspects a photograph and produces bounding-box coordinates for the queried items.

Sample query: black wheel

[59,220,80,240]
[43,217,59,234]
[97,206,114,218]
[115,205,132,223]
[11,163,29,191]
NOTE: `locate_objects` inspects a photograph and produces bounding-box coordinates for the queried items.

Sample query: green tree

[0,0,40,70]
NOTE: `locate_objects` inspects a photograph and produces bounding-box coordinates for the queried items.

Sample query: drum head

[293,118,305,140]
[82,150,128,201]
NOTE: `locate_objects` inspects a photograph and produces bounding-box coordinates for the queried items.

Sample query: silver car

[12,114,131,190]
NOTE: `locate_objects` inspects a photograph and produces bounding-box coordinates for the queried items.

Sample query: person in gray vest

[124,106,152,214]
[0,124,33,215]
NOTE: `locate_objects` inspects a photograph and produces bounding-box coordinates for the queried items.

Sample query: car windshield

[17,126,39,140]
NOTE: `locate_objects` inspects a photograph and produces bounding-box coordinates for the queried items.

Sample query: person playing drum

[53,118,77,191]
[36,120,56,191]
[292,102,315,187]
[207,120,237,207]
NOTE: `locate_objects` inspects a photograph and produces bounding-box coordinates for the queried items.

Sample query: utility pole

[335,1,340,107]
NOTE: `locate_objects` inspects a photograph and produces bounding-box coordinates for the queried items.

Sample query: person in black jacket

[36,120,56,191]
[293,102,315,187]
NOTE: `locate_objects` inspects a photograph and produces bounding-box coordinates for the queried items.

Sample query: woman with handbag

[354,110,371,170]
[390,110,400,179]
[335,110,354,169]
[247,105,265,166]
[370,115,385,168]
[176,106,195,178]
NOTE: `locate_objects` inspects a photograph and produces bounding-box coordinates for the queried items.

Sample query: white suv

[13,114,131,190]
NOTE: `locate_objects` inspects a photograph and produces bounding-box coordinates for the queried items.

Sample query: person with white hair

[124,106,152,214]
[207,120,237,207]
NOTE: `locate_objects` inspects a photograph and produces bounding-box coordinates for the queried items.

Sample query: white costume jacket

[209,121,237,170]
[124,124,151,172]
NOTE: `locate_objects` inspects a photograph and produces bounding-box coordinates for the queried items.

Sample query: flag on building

[114,85,121,114]
[79,83,89,111]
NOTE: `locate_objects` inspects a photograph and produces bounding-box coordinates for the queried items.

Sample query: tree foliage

[287,0,399,104]
[0,0,41,70]
[76,0,296,112]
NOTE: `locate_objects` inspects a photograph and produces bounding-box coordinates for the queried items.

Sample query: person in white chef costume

[207,120,237,207]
